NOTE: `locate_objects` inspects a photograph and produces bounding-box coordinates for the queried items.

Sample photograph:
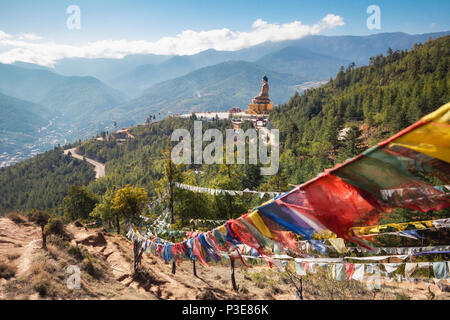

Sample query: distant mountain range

[255,46,351,80]
[104,60,305,124]
[1,31,449,165]
[46,31,450,98]
[0,63,126,161]
[110,45,349,98]
[0,63,125,110]
[0,91,49,156]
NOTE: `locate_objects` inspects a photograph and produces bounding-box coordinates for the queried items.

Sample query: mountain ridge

[104,60,306,125]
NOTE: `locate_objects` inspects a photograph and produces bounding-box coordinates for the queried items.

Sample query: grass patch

[132,266,166,291]
[81,256,103,279]
[67,245,84,261]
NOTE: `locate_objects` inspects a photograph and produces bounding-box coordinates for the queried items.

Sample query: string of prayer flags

[346,245,450,255]
[126,104,449,272]
[405,263,417,279]
[352,264,365,281]
[383,263,402,274]
[174,182,283,198]
[312,217,448,240]
[293,259,449,282]
[262,103,449,245]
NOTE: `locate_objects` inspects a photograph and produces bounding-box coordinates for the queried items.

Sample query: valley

[1,31,448,168]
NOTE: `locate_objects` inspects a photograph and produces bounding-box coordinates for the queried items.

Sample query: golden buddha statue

[247,75,273,114]
[252,75,271,104]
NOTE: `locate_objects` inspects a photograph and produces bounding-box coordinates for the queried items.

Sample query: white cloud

[322,14,345,27]
[0,30,12,40]
[17,33,43,41]
[0,14,344,66]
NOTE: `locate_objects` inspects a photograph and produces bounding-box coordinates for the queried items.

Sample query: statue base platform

[246,103,273,115]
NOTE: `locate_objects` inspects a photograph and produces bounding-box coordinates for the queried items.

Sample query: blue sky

[1,0,449,41]
[0,0,448,65]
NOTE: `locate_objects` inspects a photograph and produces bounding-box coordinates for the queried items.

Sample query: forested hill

[0,148,95,212]
[270,35,449,185]
[0,35,448,222]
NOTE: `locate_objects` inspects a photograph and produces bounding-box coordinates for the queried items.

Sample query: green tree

[259,172,289,192]
[62,185,98,220]
[211,163,246,220]
[337,126,363,162]
[90,187,118,231]
[111,185,148,233]
[175,170,210,224]
[162,146,183,224]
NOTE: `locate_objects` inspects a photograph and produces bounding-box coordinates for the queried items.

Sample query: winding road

[64,147,105,179]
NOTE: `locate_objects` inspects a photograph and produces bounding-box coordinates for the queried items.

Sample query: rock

[74,220,84,228]
[196,288,217,300]
[76,232,107,246]
[438,283,450,292]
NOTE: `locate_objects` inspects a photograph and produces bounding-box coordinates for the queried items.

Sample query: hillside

[0,63,65,103]
[1,216,447,300]
[0,92,50,156]
[0,92,49,135]
[270,35,450,186]
[39,76,125,122]
[110,50,240,97]
[104,61,305,124]
[0,148,95,212]
[0,64,126,121]
[0,36,449,223]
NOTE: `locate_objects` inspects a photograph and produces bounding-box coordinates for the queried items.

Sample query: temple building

[247,75,273,115]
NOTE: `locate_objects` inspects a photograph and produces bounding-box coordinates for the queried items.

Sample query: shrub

[32,274,56,297]
[0,261,16,279]
[68,246,84,261]
[27,209,50,227]
[44,217,69,239]
[6,212,26,224]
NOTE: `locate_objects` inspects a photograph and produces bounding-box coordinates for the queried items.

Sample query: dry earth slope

[0,217,449,300]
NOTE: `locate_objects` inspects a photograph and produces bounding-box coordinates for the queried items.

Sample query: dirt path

[0,218,41,277]
[2,218,449,300]
[15,239,41,277]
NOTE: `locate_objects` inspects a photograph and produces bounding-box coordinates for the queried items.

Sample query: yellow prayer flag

[217,225,227,235]
[411,222,426,230]
[423,220,434,228]
[328,238,349,254]
[390,102,450,163]
[247,210,274,239]
[389,223,408,232]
